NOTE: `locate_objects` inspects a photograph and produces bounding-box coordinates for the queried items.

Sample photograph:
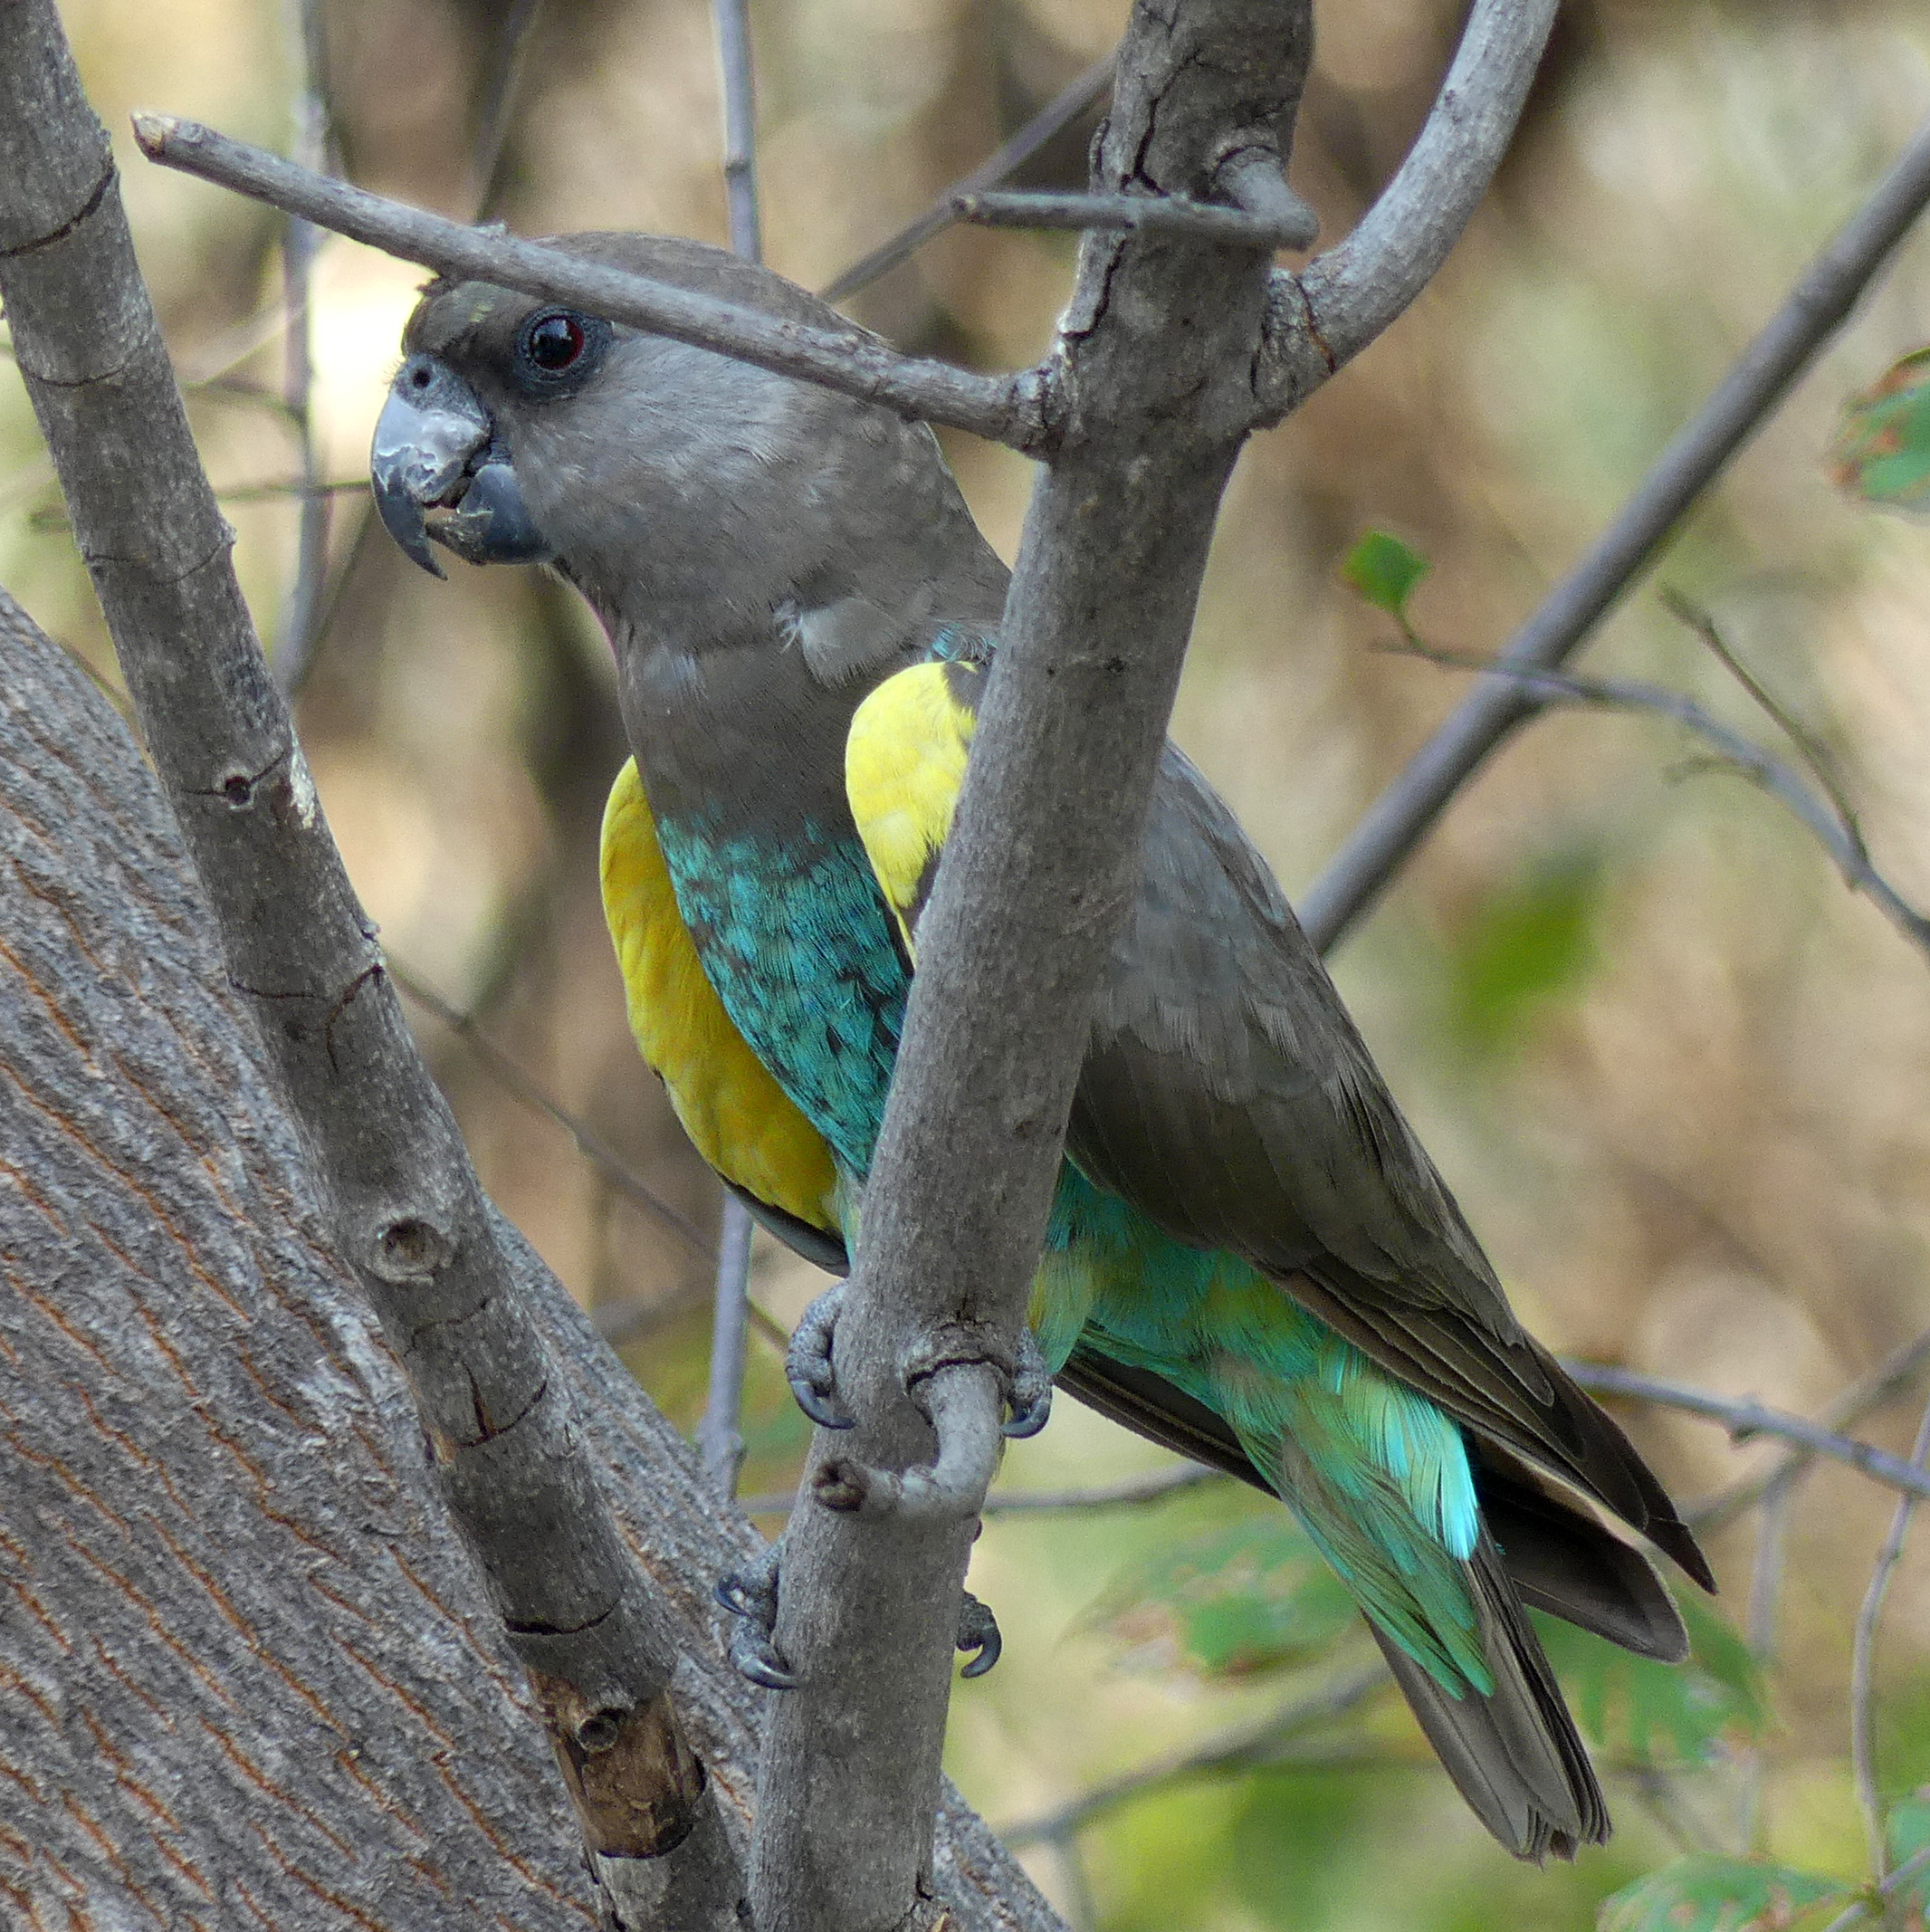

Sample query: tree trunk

[0,585,1058,1929]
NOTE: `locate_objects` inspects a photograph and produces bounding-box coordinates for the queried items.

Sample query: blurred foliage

[1339,526,1428,626]
[1597,1857,1847,1932]
[9,0,1930,1926]
[1444,850,1607,1058]
[1536,1593,1765,1770]
[1830,347,1930,511]
[1091,1513,1360,1679]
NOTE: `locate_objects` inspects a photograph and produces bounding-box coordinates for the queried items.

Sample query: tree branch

[699,0,766,1502]
[1256,0,1560,416]
[1850,1393,1930,1880]
[956,187,1316,251]
[1298,111,1930,952]
[1383,638,1930,964]
[1563,1363,1930,1506]
[820,53,1117,303]
[131,113,1046,450]
[0,10,744,1918]
[744,0,1331,1923]
[1690,1326,1930,1535]
[999,1663,1388,1849]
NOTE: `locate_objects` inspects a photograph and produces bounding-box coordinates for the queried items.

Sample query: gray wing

[1067,744,1711,1590]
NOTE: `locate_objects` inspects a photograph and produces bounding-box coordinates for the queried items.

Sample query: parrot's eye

[526,313,585,369]
[513,310,607,392]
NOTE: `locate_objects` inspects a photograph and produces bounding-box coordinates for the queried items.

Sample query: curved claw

[729,1619,798,1692]
[716,1545,797,1690]
[1002,1327,1054,1439]
[786,1282,855,1430]
[713,1573,760,1620]
[957,1590,1001,1679]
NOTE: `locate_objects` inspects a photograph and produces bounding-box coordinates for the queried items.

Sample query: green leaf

[1447,852,1602,1056]
[1830,347,1930,510]
[1533,1590,1766,1768]
[1340,530,1428,619]
[1887,1792,1930,1911]
[1094,1516,1358,1679]
[1598,1857,1847,1932]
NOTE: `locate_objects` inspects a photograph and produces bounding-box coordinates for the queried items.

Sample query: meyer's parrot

[370,234,1712,1861]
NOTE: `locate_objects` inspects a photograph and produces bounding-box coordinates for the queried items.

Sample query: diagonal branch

[132,113,1046,450]
[821,53,1117,303]
[1299,112,1930,952]
[1564,1363,1930,1506]
[0,10,745,1921]
[1256,0,1560,416]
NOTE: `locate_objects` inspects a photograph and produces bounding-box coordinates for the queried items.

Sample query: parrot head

[371,233,1004,649]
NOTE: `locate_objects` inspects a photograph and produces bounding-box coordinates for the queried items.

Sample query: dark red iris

[527,313,587,371]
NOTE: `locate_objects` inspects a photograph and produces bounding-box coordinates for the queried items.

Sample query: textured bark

[0,3,738,1910]
[0,586,1062,1929]
[750,4,1315,1927]
[0,591,596,1928]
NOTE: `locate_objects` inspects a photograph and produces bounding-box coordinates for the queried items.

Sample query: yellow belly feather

[599,758,842,1238]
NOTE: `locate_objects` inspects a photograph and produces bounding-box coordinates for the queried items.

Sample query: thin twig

[821,53,1116,303]
[272,0,333,698]
[1819,1841,1930,1932]
[1388,642,1930,964]
[1852,1393,1930,1879]
[711,0,760,265]
[694,0,765,1502]
[1562,1361,1930,1505]
[1691,1327,1930,1535]
[1300,113,1930,953]
[1663,588,1866,846]
[469,0,543,221]
[998,1662,1387,1848]
[132,114,1046,452]
[389,959,716,1259]
[696,1197,754,1497]
[596,1284,791,1354]
[956,188,1315,252]
[736,1459,1221,1518]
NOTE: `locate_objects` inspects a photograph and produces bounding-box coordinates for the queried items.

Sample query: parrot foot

[786,1281,855,1430]
[1001,1326,1054,1439]
[715,1544,797,1691]
[814,1361,1005,1522]
[787,1279,1053,1443]
[957,1590,1001,1679]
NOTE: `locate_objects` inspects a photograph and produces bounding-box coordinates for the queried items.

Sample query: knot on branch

[531,1672,708,1859]
[814,1360,1006,1521]
[370,1212,454,1283]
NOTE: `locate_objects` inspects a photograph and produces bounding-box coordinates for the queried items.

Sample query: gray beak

[371,354,555,576]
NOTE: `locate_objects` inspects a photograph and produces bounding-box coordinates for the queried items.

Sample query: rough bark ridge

[0,590,597,1928]
[0,588,1061,1929]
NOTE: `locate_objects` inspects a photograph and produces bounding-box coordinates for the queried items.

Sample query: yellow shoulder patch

[600,758,842,1239]
[845,660,979,956]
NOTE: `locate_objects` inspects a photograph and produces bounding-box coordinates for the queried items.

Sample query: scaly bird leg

[716,1539,1005,1684]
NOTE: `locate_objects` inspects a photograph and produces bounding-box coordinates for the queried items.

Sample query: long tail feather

[1372,1535,1608,1861]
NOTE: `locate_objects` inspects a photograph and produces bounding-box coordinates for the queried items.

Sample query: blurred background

[7,0,1930,1924]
